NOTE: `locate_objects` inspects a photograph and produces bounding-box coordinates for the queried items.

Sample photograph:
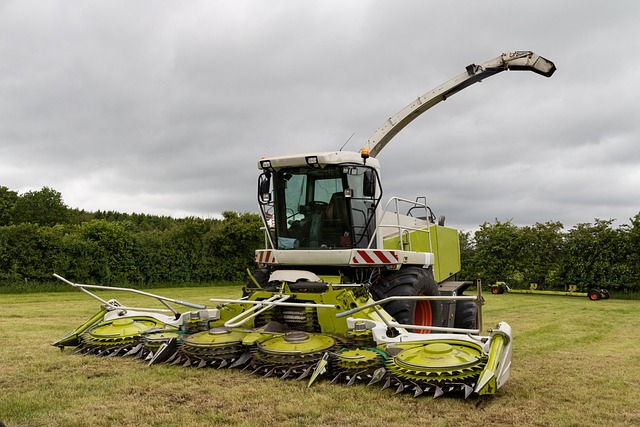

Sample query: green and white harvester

[54,51,556,398]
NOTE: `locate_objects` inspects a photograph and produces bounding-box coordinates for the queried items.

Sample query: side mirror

[258,172,272,204]
[363,169,376,197]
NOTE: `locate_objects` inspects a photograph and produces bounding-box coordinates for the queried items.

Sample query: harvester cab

[53,51,555,398]
[258,152,382,250]
[257,151,381,251]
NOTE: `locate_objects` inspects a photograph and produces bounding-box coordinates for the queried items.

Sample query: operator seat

[324,192,350,247]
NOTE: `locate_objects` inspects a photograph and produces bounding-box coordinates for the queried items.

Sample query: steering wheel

[306,201,328,213]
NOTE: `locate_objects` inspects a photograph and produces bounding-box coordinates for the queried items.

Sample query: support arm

[365,51,556,157]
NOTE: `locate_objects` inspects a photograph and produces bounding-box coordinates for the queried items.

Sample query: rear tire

[587,289,601,301]
[370,267,442,333]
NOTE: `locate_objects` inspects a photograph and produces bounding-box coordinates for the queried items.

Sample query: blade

[463,384,474,399]
[281,365,303,380]
[165,351,180,364]
[395,382,405,394]
[297,364,315,381]
[252,365,268,375]
[145,343,168,366]
[230,351,252,368]
[106,346,124,357]
[433,385,444,399]
[124,343,143,357]
[280,366,295,380]
[381,376,392,391]
[413,383,424,398]
[347,370,367,386]
[368,367,386,386]
[104,348,118,358]
[149,338,178,365]
[307,353,330,387]
[196,359,208,369]
[264,367,278,378]
[331,371,346,384]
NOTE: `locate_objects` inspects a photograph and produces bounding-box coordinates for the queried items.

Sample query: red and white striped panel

[351,250,399,265]
[255,250,277,264]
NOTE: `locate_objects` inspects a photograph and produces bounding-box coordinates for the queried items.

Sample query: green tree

[558,219,626,291]
[0,223,67,283]
[0,186,18,226]
[518,221,564,288]
[625,213,640,288]
[80,219,136,284]
[131,229,174,284]
[205,211,263,281]
[13,187,70,226]
[168,217,216,282]
[472,219,523,286]
[458,230,477,280]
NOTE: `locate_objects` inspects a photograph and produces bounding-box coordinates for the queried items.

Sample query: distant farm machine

[54,51,556,398]
[490,282,610,301]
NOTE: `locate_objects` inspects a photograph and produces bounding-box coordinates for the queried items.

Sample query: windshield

[264,165,380,250]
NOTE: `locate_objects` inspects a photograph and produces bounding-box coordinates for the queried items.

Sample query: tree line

[459,217,640,293]
[0,186,263,287]
[1,185,639,293]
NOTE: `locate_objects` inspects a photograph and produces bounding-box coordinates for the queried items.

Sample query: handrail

[223,294,291,328]
[53,274,206,316]
[375,319,479,334]
[210,297,337,309]
[336,293,483,334]
[369,196,433,252]
[336,294,478,318]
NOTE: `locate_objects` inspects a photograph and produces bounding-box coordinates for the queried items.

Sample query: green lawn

[1,286,639,427]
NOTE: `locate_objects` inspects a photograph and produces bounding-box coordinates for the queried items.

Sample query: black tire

[587,289,601,301]
[454,300,478,330]
[243,268,271,297]
[370,267,443,332]
[600,289,610,299]
[491,286,500,295]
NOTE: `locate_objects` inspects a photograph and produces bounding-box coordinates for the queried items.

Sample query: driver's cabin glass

[272,165,378,250]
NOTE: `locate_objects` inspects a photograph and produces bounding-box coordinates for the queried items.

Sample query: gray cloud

[1,0,639,231]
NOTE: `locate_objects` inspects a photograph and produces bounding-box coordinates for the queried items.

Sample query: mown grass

[1,287,639,427]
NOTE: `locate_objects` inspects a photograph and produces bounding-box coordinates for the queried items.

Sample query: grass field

[1,286,640,427]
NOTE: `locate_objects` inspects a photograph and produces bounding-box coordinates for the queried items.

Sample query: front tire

[370,267,442,333]
[454,300,478,330]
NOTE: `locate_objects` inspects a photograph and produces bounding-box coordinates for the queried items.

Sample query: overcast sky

[1,1,639,232]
